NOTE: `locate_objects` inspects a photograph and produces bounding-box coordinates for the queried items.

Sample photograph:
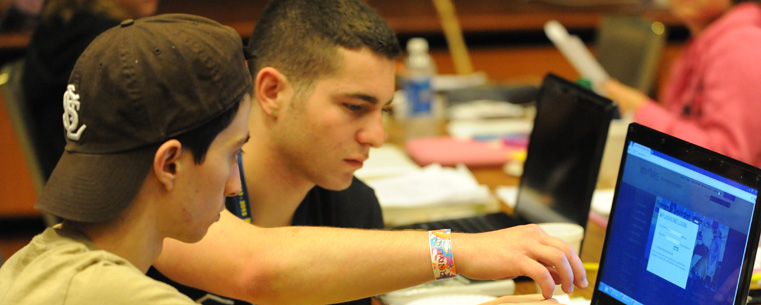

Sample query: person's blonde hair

[41,0,130,23]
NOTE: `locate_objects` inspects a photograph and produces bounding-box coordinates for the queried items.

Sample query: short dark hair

[174,100,243,164]
[246,0,401,94]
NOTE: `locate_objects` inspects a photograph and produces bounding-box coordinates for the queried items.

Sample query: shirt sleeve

[66,262,197,305]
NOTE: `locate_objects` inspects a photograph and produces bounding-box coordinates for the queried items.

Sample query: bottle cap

[407,37,429,53]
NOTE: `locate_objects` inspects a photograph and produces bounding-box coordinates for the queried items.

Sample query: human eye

[344,103,367,114]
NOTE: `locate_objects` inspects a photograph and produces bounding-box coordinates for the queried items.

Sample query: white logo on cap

[62,84,86,141]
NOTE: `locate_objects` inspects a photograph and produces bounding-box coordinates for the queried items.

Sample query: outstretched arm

[155,211,431,304]
[154,211,587,305]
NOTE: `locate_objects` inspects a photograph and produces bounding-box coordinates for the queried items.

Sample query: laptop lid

[391,74,614,233]
[592,123,761,305]
[514,73,616,229]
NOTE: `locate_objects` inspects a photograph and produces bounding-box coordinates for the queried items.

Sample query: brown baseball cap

[36,14,252,222]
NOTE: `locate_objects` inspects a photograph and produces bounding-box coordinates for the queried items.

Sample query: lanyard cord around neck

[230,153,252,223]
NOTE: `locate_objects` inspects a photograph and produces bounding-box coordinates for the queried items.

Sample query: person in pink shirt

[603,0,761,167]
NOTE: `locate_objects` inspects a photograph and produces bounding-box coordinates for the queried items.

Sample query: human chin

[172,224,209,244]
[184,227,212,244]
[188,213,221,242]
[318,173,355,191]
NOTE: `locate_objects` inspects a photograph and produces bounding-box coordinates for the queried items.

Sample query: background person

[603,0,761,167]
[21,0,159,180]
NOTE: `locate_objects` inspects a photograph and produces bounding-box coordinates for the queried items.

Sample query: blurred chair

[595,14,666,95]
[1,59,58,227]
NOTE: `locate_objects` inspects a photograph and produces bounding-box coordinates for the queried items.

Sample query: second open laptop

[592,123,761,305]
[394,73,616,233]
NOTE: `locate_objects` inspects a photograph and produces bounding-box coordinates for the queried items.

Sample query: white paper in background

[354,144,420,181]
[432,71,489,91]
[448,99,528,120]
[553,294,592,305]
[365,163,491,208]
[590,188,615,217]
[447,118,533,139]
[495,185,518,209]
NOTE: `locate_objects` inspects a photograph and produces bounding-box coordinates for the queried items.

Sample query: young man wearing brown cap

[0,14,253,304]
[149,1,587,305]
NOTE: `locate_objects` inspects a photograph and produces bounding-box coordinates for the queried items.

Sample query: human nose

[224,162,243,197]
[357,113,385,148]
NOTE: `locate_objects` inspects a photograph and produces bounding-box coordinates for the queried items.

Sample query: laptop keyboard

[391,212,521,233]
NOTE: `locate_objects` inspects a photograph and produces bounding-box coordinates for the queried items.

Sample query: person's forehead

[325,48,395,94]
[315,74,394,106]
[336,46,396,68]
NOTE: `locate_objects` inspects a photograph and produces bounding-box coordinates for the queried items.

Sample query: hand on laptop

[452,224,588,299]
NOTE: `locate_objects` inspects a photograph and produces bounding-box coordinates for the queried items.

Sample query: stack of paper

[366,163,491,208]
[355,144,420,181]
[357,145,497,226]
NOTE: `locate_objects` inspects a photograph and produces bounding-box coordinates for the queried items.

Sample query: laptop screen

[514,73,615,228]
[594,124,761,305]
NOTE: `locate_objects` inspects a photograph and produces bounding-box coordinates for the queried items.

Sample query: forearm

[155,211,433,305]
[601,79,649,115]
[154,212,588,303]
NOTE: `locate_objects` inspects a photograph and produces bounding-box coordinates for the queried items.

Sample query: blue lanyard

[230,153,252,223]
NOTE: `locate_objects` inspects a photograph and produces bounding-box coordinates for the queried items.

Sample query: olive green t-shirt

[0,225,195,304]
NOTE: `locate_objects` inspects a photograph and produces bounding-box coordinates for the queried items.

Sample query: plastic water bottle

[404,37,438,139]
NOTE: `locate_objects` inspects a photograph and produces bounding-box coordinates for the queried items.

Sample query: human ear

[153,139,183,191]
[255,67,288,118]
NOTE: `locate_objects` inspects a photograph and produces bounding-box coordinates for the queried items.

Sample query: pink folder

[404,136,526,168]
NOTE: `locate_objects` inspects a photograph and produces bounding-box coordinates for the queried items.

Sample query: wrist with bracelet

[428,229,457,280]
